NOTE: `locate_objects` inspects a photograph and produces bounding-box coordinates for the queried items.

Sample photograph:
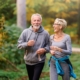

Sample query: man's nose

[35,21,38,23]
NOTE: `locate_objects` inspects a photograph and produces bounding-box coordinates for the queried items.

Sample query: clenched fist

[27,40,35,46]
[36,48,46,55]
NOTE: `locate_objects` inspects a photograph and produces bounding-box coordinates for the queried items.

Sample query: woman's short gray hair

[31,13,42,21]
[55,18,67,29]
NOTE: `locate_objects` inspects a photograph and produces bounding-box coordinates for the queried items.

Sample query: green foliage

[26,0,80,42]
[0,0,16,25]
[0,0,79,39]
[0,53,80,80]
[0,64,27,80]
[0,70,25,80]
[1,24,24,64]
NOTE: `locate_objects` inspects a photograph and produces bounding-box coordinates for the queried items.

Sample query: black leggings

[26,62,45,80]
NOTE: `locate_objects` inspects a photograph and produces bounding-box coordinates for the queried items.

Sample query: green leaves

[1,24,24,65]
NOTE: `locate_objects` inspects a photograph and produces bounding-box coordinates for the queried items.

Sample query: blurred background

[0,0,80,80]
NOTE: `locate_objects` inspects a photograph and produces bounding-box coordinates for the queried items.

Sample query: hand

[50,46,55,50]
[27,40,35,46]
[52,46,59,51]
[50,50,55,55]
[50,46,62,52]
[36,48,46,55]
[50,46,58,51]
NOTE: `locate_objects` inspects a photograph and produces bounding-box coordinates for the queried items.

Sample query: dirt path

[72,47,80,53]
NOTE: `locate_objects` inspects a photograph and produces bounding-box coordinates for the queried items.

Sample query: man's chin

[33,26,40,30]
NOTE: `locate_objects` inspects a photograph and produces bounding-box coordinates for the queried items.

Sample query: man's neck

[32,28,38,32]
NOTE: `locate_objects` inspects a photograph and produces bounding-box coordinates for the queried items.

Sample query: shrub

[0,24,24,65]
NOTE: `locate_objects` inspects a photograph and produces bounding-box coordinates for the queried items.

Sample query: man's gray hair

[55,18,67,29]
[31,13,42,21]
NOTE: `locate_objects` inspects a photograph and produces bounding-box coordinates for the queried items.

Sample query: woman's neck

[55,31,63,35]
[54,31,64,39]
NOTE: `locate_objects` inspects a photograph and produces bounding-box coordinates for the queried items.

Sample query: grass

[41,53,80,80]
[0,53,80,80]
[72,43,80,48]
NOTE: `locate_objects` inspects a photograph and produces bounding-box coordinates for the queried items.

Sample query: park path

[72,47,80,53]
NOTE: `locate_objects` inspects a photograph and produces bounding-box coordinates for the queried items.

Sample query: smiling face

[53,18,67,33]
[53,21,63,33]
[31,14,42,30]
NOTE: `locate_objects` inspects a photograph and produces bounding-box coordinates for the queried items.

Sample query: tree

[77,0,80,41]
[17,0,26,29]
[0,0,16,21]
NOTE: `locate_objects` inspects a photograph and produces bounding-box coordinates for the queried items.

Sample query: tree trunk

[77,0,80,40]
[17,0,26,29]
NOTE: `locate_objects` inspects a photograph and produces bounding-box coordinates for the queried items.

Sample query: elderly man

[17,13,50,80]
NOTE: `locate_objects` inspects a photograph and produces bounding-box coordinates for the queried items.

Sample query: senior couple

[17,13,76,80]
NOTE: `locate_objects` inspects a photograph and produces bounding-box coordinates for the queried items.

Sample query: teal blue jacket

[48,56,76,79]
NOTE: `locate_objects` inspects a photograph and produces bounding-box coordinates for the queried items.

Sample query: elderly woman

[49,18,76,80]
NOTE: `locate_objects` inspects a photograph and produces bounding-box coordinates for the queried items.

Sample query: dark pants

[26,62,45,80]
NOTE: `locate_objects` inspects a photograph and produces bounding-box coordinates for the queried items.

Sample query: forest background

[0,0,80,80]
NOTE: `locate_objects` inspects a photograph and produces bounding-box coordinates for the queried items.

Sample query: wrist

[43,48,46,52]
[58,48,62,52]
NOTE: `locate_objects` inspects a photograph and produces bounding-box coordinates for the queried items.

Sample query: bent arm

[17,30,28,49]
[62,36,72,55]
[44,33,50,53]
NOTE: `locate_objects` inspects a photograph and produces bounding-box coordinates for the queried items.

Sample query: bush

[1,24,24,65]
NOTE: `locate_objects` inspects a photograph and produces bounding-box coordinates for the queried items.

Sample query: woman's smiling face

[53,18,67,33]
[53,22,62,33]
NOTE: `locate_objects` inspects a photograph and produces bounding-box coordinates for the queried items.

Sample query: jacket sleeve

[17,29,28,49]
[62,35,72,55]
[44,33,50,53]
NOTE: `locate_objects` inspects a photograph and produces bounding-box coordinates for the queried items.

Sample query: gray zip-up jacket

[17,26,50,65]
